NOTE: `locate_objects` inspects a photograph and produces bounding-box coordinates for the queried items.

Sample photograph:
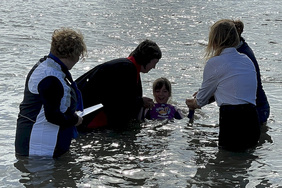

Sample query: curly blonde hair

[50,28,87,60]
[205,19,240,59]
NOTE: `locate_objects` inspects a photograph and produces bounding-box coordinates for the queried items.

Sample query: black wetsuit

[76,58,144,129]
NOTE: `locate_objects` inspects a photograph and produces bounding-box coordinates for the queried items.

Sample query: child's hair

[152,77,172,97]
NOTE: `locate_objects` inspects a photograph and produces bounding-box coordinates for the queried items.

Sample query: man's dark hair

[129,39,162,67]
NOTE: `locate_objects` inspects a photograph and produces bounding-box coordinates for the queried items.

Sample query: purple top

[146,103,182,120]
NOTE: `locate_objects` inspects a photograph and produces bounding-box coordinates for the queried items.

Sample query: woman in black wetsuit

[234,20,270,126]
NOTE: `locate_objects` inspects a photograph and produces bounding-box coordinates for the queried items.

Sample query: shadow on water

[69,120,174,187]
[184,122,273,188]
[13,120,273,187]
[14,155,83,187]
[13,120,174,187]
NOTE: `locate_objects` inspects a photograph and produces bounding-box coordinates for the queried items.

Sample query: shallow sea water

[0,0,282,187]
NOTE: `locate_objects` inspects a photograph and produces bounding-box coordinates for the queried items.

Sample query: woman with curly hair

[15,28,87,157]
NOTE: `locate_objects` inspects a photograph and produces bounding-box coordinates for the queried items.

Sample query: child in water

[142,77,183,120]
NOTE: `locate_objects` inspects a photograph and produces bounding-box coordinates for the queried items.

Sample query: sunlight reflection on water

[1,0,282,187]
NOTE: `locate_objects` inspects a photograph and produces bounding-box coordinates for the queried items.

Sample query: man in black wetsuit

[76,40,162,130]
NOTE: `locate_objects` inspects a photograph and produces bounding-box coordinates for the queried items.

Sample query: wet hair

[129,39,162,68]
[50,27,87,60]
[205,19,240,59]
[233,20,244,37]
[152,77,172,97]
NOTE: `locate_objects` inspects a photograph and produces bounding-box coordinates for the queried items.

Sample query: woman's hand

[75,116,83,126]
[143,97,155,109]
[186,98,200,110]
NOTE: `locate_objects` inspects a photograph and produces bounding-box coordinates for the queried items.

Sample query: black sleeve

[135,80,144,114]
[145,109,152,120]
[38,76,78,127]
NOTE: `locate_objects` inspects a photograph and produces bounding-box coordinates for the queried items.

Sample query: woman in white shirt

[186,19,260,151]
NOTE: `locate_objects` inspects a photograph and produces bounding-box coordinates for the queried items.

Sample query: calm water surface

[0,0,281,187]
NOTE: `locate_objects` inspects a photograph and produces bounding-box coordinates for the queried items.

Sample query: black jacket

[76,58,143,129]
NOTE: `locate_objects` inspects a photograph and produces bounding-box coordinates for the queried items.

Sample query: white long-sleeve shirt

[196,47,257,107]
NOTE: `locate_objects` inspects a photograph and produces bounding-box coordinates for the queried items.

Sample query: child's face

[153,85,170,104]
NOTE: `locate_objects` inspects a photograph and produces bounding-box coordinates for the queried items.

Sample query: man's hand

[143,97,155,109]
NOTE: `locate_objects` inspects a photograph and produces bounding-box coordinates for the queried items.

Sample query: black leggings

[219,104,261,151]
